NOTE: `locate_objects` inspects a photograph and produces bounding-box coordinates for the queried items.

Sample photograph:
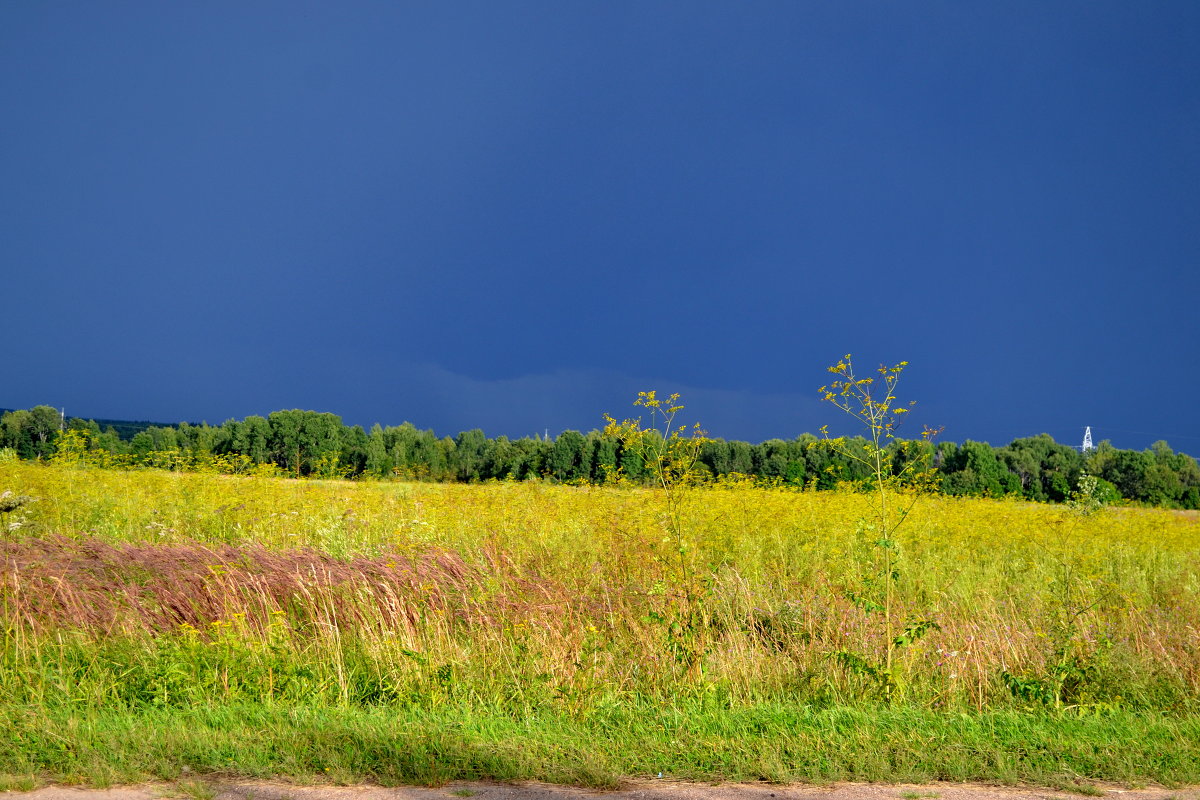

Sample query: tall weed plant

[605,391,711,676]
[819,355,941,700]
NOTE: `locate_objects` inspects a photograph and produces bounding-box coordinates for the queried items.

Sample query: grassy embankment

[1,461,1198,788]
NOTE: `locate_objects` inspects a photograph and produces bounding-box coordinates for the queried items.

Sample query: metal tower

[1082,426,1094,452]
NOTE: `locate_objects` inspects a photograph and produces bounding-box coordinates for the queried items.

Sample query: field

[1,460,1199,789]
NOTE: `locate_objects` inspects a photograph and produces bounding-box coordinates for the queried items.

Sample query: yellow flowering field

[3,459,1196,715]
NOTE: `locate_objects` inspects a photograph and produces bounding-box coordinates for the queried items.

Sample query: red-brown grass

[0,534,578,638]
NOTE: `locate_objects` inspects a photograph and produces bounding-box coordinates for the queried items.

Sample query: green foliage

[548,430,589,482]
[267,410,345,478]
[942,440,1020,496]
[0,406,60,460]
[452,429,489,482]
[2,400,1197,509]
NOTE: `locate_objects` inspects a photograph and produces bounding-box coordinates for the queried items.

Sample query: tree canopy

[3,406,1197,509]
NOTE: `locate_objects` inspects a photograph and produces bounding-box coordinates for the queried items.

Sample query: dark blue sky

[3,2,1198,451]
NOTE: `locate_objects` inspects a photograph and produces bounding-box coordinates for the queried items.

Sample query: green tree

[226,415,271,464]
[404,427,446,480]
[340,425,369,476]
[435,436,457,481]
[997,434,1084,503]
[942,440,1017,496]
[96,426,125,454]
[699,438,732,476]
[509,436,550,480]
[753,439,791,480]
[28,406,61,456]
[144,425,179,452]
[452,429,488,482]
[617,441,646,482]
[365,424,391,477]
[1096,448,1152,502]
[483,435,516,479]
[1,406,61,459]
[587,430,617,483]
[384,423,421,477]
[728,440,753,475]
[129,430,152,456]
[548,429,589,482]
[267,410,345,478]
[999,439,1045,500]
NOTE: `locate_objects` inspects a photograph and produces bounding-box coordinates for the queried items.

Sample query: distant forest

[2,405,1198,509]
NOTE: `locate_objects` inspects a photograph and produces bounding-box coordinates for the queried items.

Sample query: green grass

[1052,783,1107,797]
[0,774,38,792]
[175,781,218,800]
[1,703,1198,788]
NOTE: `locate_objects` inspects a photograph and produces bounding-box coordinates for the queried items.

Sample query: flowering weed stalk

[819,355,940,700]
[605,391,710,675]
[604,391,707,595]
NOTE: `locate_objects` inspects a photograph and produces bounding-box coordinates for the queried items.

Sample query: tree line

[2,405,1198,509]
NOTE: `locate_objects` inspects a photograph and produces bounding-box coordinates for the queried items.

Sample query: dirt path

[12,781,1198,800]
